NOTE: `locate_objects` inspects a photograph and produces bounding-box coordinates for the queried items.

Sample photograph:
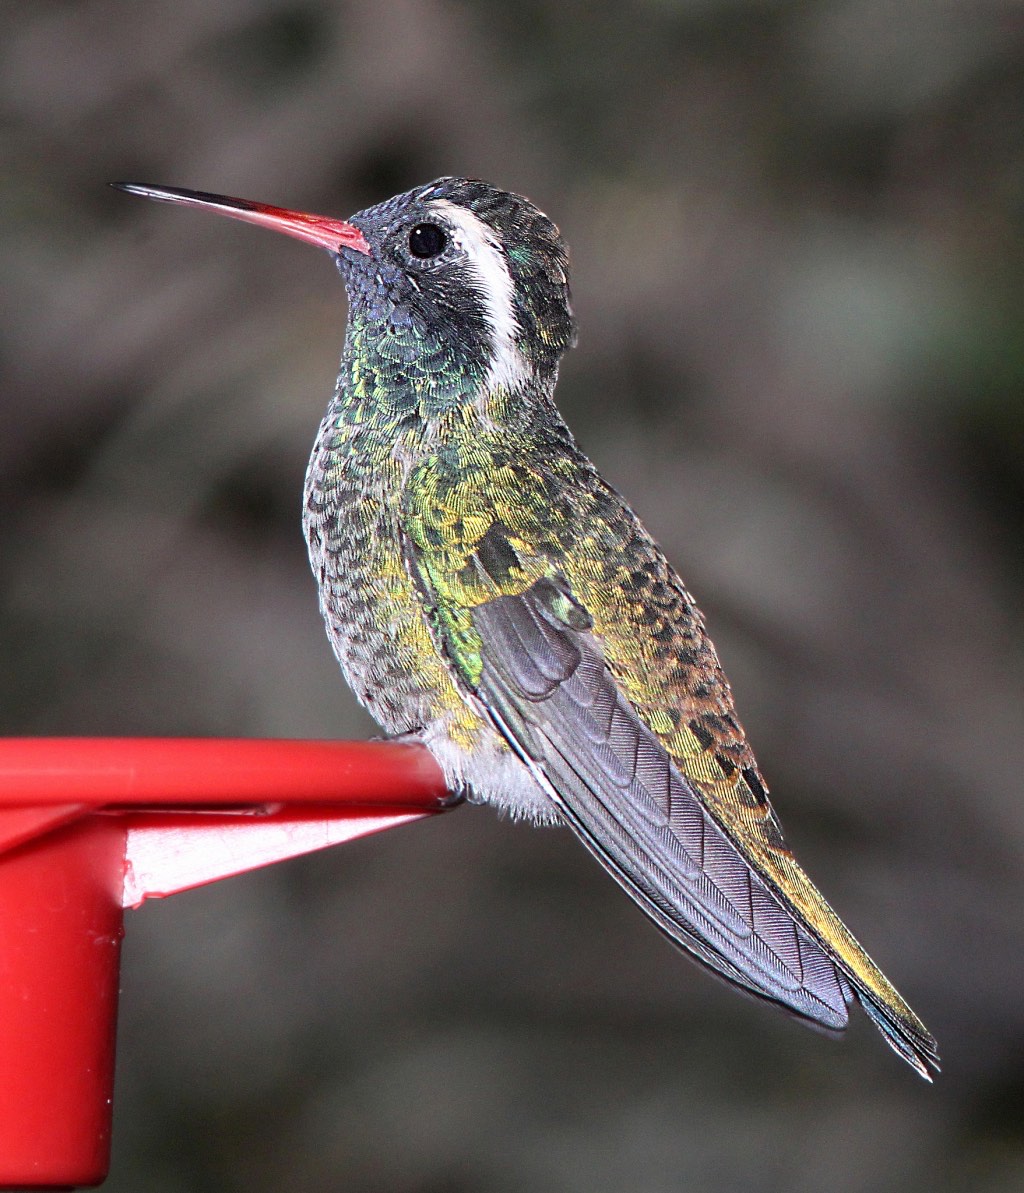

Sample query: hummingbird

[113,177,939,1079]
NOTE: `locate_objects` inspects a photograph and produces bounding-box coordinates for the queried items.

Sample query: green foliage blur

[1,2,1023,1190]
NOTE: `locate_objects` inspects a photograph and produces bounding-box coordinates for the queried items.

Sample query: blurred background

[2,1,1023,1190]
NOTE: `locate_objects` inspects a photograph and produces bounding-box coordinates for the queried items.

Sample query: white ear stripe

[428,199,531,393]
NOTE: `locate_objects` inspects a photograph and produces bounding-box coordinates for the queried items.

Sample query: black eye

[408,222,448,259]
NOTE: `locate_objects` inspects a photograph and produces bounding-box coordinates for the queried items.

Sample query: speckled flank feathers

[120,175,939,1079]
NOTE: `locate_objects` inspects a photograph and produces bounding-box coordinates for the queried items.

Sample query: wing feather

[401,470,938,1076]
[472,579,853,1027]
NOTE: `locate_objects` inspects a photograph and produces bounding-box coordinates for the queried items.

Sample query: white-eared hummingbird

[113,178,938,1078]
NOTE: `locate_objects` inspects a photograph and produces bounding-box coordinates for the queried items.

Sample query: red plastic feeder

[0,738,449,1189]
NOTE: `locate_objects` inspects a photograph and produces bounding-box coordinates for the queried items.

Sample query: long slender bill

[111,183,371,255]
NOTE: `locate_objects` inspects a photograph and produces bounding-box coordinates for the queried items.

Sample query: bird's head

[113,177,576,395]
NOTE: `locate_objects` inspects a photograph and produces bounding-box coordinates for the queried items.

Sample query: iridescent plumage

[117,176,939,1078]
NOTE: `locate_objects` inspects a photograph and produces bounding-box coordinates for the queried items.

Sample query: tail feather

[856,989,941,1081]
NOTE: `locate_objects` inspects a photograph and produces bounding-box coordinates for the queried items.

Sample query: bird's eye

[408,223,448,259]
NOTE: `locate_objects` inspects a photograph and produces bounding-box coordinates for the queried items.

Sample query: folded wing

[468,576,938,1078]
[472,576,856,1027]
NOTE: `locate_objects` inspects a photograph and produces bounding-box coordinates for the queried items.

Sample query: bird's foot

[435,779,471,809]
[369,729,469,809]
[369,729,426,746]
